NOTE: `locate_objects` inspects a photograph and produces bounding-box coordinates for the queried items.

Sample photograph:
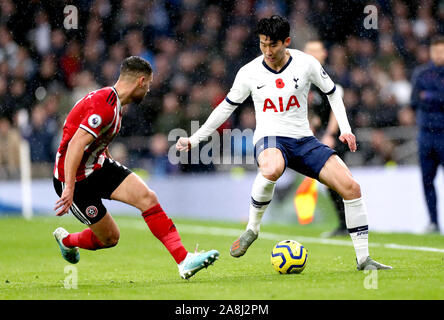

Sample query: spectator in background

[28,10,51,56]
[99,60,119,87]
[83,41,103,81]
[0,116,21,179]
[154,92,186,135]
[327,45,350,86]
[200,5,223,52]
[410,36,444,233]
[60,40,82,88]
[148,133,177,176]
[22,104,55,164]
[359,87,399,128]
[150,53,172,92]
[109,142,129,167]
[0,0,15,27]
[364,129,396,166]
[185,84,214,126]
[385,60,412,107]
[125,29,154,65]
[0,25,18,69]
[0,0,441,176]
[109,43,126,65]
[0,75,10,120]
[232,106,255,158]
[11,46,36,80]
[289,12,319,50]
[70,70,99,105]
[377,37,399,70]
[5,78,32,118]
[42,94,61,143]
[50,29,66,59]
[32,54,64,95]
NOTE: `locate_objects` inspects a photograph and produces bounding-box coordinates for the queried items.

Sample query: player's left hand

[54,186,74,216]
[176,137,191,152]
[339,132,357,152]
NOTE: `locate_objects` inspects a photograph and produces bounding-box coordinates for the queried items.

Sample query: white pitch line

[118,220,444,254]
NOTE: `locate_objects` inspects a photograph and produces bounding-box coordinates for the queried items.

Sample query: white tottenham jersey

[189,48,350,148]
[226,49,336,145]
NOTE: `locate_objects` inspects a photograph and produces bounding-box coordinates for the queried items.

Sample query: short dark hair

[120,56,152,77]
[255,15,290,43]
[431,35,444,46]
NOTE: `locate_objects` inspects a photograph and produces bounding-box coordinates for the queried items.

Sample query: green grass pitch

[0,215,443,300]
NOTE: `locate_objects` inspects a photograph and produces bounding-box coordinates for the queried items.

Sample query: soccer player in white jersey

[177,15,391,270]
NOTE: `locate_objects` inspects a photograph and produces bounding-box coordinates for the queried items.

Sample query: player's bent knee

[261,168,282,181]
[102,233,120,248]
[342,179,361,200]
[139,188,159,212]
[145,189,158,204]
[260,163,284,181]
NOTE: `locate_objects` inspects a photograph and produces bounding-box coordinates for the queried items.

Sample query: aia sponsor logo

[263,95,300,112]
[85,206,98,218]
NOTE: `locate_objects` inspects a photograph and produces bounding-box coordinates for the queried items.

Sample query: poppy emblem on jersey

[88,114,102,128]
[86,206,98,218]
[275,78,285,89]
[320,68,329,79]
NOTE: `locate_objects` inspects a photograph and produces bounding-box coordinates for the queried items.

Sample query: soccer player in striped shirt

[177,16,391,271]
[53,56,218,279]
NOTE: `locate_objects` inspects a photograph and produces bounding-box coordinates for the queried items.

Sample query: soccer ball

[271,240,308,274]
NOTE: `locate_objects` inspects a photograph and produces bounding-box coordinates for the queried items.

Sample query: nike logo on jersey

[257,84,266,89]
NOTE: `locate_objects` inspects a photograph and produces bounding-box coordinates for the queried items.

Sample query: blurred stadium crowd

[0,0,442,179]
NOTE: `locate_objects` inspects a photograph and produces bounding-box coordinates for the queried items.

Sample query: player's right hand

[54,187,74,216]
[339,132,357,152]
[176,137,191,152]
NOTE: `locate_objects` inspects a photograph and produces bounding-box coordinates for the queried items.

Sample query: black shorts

[53,158,132,225]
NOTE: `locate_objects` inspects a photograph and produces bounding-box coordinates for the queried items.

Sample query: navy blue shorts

[254,136,336,180]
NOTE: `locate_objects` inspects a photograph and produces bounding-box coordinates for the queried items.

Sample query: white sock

[343,197,369,265]
[246,172,276,234]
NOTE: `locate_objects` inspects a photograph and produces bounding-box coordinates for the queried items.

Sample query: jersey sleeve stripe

[109,94,117,106]
[106,91,115,103]
[324,85,336,95]
[225,97,242,106]
[79,124,98,138]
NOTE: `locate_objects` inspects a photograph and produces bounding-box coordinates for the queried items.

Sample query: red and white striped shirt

[54,87,122,182]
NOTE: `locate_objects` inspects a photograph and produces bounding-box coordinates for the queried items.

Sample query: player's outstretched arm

[177,66,250,152]
[54,128,95,216]
[176,99,238,152]
[326,89,356,152]
[307,55,355,152]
